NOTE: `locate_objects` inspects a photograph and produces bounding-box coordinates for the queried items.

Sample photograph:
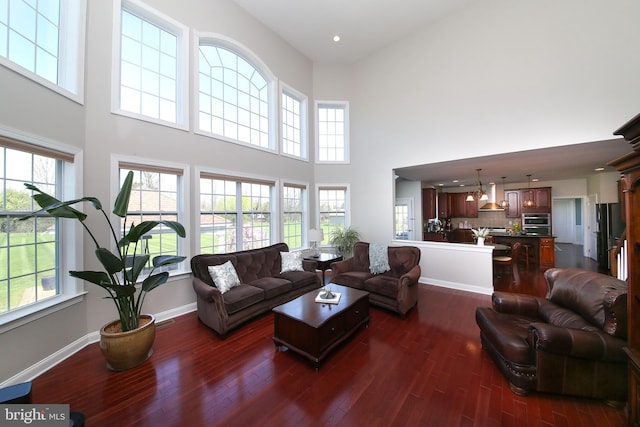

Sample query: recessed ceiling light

[532,178,539,182]
[333,35,341,42]
[452,179,459,183]
[595,167,605,171]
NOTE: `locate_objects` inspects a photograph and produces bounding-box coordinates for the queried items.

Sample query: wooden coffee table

[272,284,369,369]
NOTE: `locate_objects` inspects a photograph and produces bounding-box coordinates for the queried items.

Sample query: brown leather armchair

[330,242,421,316]
[475,268,628,403]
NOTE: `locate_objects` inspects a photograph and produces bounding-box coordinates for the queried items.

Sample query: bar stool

[521,244,535,269]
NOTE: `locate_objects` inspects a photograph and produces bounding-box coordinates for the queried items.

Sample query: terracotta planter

[99,314,156,371]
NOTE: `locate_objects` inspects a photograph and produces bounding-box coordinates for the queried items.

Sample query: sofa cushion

[208,260,241,293]
[364,275,399,299]
[538,299,598,332]
[475,307,536,366]
[249,277,293,299]
[546,268,628,335]
[278,270,319,290]
[223,284,265,314]
[280,251,303,272]
[331,271,372,289]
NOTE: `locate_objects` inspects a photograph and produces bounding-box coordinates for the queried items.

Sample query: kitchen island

[489,233,556,269]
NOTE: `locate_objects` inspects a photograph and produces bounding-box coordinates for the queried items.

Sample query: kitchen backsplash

[450,211,521,229]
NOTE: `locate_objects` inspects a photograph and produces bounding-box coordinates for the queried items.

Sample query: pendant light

[499,176,509,208]
[467,168,488,201]
[523,174,535,207]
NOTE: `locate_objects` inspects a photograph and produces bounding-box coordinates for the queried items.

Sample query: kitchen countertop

[489,232,555,238]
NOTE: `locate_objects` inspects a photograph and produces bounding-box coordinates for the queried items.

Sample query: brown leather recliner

[330,242,421,316]
[475,268,628,403]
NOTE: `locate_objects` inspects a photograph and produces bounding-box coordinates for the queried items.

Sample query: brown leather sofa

[475,268,628,403]
[330,242,421,316]
[191,243,321,337]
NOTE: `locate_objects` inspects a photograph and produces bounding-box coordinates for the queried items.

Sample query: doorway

[552,198,580,244]
[394,198,414,240]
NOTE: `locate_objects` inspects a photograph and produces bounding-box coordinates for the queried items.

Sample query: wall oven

[521,213,551,235]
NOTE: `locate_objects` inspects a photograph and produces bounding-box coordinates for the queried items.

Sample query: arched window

[197,38,275,150]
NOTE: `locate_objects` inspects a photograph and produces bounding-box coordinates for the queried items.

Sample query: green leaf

[113,171,134,218]
[124,254,149,283]
[95,248,123,274]
[141,272,169,292]
[102,284,136,298]
[152,255,186,267]
[69,270,112,287]
[124,220,186,243]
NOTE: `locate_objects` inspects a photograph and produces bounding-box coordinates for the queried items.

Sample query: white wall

[312,0,640,244]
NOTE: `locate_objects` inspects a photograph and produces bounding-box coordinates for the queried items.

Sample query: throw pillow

[208,260,241,293]
[369,243,391,274]
[281,251,303,273]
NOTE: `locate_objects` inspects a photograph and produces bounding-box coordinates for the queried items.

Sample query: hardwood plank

[29,243,626,426]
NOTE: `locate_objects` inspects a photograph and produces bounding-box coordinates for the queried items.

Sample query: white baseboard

[419,277,493,296]
[1,303,197,388]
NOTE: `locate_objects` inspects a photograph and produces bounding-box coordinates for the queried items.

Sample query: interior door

[584,194,598,260]
[552,198,575,243]
[395,198,414,240]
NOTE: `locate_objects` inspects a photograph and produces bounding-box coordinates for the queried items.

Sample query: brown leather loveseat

[475,268,628,403]
[330,242,421,316]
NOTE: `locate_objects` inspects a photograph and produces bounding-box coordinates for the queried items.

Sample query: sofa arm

[331,257,354,275]
[302,258,317,272]
[530,322,627,362]
[193,277,223,303]
[399,264,421,287]
[492,292,542,319]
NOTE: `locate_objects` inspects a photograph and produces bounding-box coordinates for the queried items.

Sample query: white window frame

[280,82,308,160]
[0,126,84,334]
[0,0,87,104]
[316,184,351,245]
[194,32,277,153]
[111,0,189,130]
[196,167,278,254]
[315,101,350,164]
[111,155,191,278]
[281,181,309,251]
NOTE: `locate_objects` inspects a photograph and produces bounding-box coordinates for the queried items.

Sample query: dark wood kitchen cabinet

[521,187,552,213]
[504,190,521,218]
[422,188,436,220]
[438,192,451,217]
[449,193,478,218]
[539,237,555,269]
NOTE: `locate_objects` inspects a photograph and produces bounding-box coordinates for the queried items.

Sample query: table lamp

[308,228,324,257]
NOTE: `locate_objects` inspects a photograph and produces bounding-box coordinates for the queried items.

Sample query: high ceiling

[230,1,634,187]
[231,0,471,63]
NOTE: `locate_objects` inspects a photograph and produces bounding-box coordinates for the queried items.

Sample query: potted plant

[471,227,489,245]
[20,171,186,371]
[329,226,361,257]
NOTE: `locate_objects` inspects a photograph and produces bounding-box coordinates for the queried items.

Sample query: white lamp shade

[308,228,324,242]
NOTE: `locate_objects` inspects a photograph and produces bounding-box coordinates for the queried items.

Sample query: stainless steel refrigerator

[596,203,625,268]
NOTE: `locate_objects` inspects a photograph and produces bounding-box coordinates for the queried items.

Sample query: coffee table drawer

[318,314,346,352]
[345,298,369,330]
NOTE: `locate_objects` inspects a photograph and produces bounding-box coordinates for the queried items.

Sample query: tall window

[281,87,307,159]
[283,184,306,250]
[114,0,188,127]
[119,162,185,273]
[199,173,274,253]
[316,102,349,163]
[318,187,347,245]
[0,0,86,101]
[197,39,274,149]
[0,136,74,315]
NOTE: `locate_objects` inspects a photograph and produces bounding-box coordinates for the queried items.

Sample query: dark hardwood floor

[31,244,626,426]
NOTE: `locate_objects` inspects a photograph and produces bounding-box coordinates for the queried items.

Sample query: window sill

[0,292,87,334]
